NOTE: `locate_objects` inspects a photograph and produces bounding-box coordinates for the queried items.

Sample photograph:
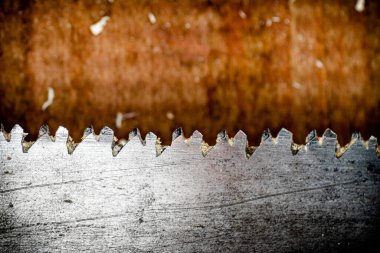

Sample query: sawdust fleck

[239,10,247,19]
[184,23,191,30]
[272,16,280,23]
[90,16,110,36]
[115,112,137,128]
[315,59,324,69]
[148,12,156,24]
[41,87,55,111]
[355,0,365,12]
[166,112,174,120]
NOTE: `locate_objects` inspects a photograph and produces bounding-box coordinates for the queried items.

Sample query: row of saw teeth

[0,124,378,158]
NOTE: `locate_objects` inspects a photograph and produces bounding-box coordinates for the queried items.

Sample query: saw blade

[0,125,379,252]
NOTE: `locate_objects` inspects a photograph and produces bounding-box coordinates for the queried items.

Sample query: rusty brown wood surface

[0,0,380,145]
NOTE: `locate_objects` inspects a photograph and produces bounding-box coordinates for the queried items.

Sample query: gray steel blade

[0,125,379,252]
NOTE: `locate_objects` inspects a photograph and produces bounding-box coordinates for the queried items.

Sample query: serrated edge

[1,125,378,159]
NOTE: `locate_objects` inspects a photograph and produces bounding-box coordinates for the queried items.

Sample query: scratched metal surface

[0,125,379,252]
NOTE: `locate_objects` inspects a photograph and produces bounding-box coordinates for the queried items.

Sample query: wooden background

[0,0,379,145]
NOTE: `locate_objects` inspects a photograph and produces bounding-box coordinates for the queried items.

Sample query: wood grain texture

[0,126,379,252]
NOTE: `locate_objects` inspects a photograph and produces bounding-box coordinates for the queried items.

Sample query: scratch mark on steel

[151,180,360,211]
[0,165,177,194]
[0,213,133,234]
[0,180,360,234]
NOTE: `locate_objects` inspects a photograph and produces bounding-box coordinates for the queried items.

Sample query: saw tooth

[189,130,208,157]
[261,128,272,143]
[322,128,337,139]
[73,126,114,157]
[25,125,52,152]
[38,124,50,138]
[298,129,338,158]
[252,128,294,158]
[216,130,229,144]
[275,128,292,144]
[98,126,114,143]
[99,127,116,155]
[322,128,338,149]
[145,132,161,157]
[69,126,95,155]
[233,130,247,148]
[275,128,297,155]
[113,129,149,157]
[366,136,378,151]
[145,132,157,144]
[172,127,184,142]
[351,131,362,140]
[207,130,248,159]
[129,128,140,139]
[336,131,362,158]
[170,128,187,149]
[233,130,249,158]
[55,126,69,142]
[160,129,205,158]
[37,124,53,143]
[82,126,95,142]
[8,124,28,153]
[318,128,338,157]
[189,130,209,156]
[10,124,25,142]
[133,131,160,157]
[189,130,203,145]
[128,128,144,144]
[306,130,318,144]
[112,129,137,157]
[27,125,70,155]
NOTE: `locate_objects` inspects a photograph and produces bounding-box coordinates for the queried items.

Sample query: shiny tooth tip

[38,124,50,138]
[11,124,24,135]
[233,130,247,146]
[351,132,362,140]
[129,128,140,138]
[306,130,318,144]
[99,126,114,142]
[10,124,26,141]
[189,130,203,144]
[82,126,94,140]
[55,126,69,141]
[367,136,378,150]
[276,128,292,142]
[145,132,157,142]
[172,127,184,141]
[216,130,229,143]
[322,128,337,139]
[261,128,272,143]
[128,128,143,144]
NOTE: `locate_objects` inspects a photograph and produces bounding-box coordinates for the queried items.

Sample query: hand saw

[0,125,379,252]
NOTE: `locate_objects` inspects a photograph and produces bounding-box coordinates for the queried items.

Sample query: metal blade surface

[0,125,379,252]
